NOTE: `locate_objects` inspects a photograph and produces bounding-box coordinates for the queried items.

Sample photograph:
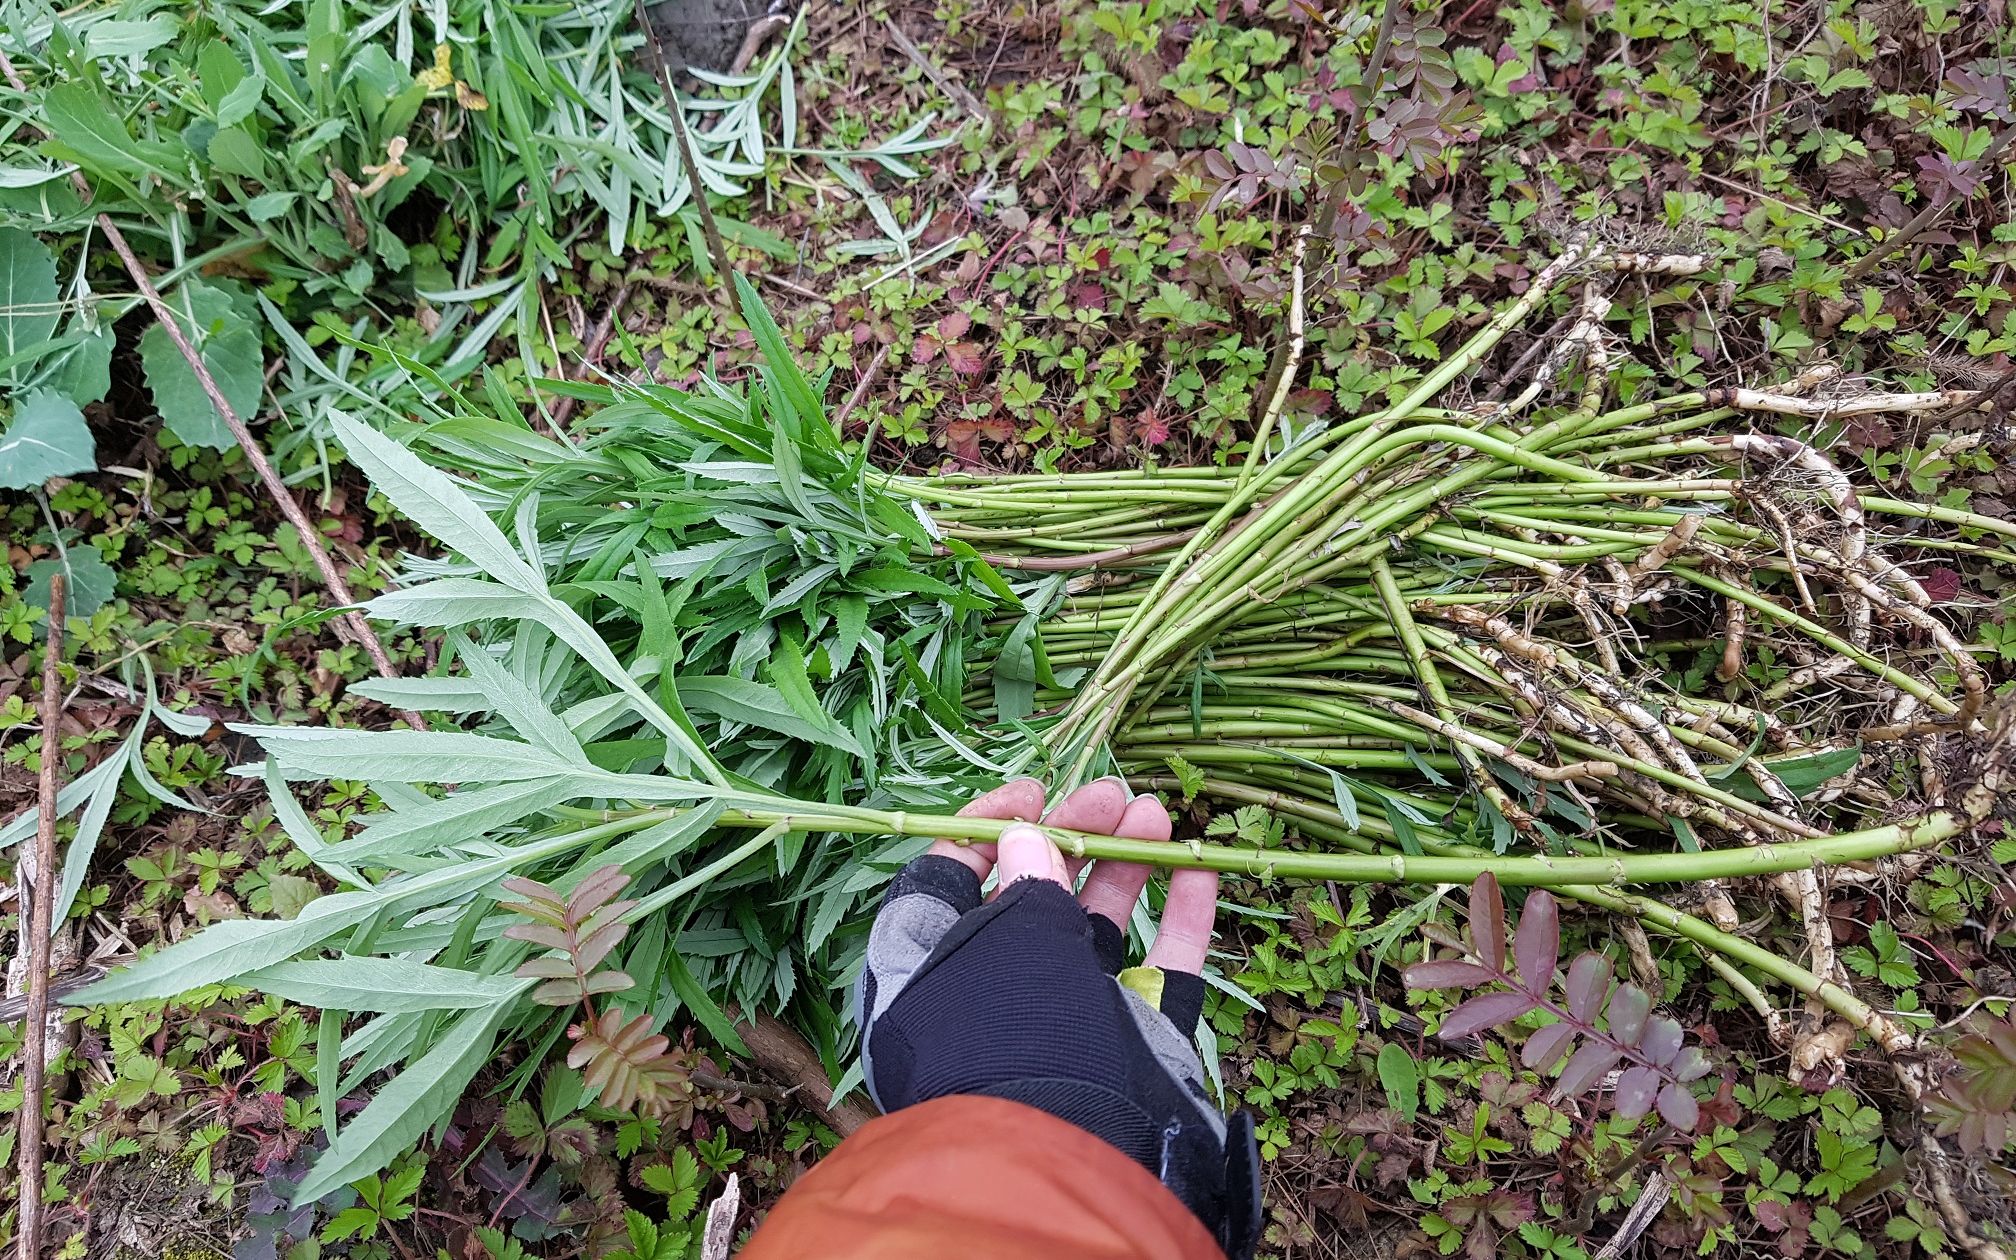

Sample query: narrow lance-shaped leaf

[244,959,532,1013]
[292,1001,512,1205]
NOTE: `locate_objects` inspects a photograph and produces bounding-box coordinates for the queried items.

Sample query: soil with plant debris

[1,0,2015,1258]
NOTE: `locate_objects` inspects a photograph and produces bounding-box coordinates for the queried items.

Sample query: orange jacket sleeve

[741,1095,1225,1259]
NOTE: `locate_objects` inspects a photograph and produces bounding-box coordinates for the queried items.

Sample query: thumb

[996,824,1068,890]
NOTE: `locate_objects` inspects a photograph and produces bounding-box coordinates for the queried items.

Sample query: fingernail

[1093,774,1131,796]
[999,824,1049,873]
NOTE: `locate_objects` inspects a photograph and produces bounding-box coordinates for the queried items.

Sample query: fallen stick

[831,342,892,435]
[17,573,64,1258]
[0,51,422,732]
[727,1006,877,1135]
[549,282,633,430]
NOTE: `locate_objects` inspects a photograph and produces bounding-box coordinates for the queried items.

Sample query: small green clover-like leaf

[138,279,262,450]
[0,389,96,489]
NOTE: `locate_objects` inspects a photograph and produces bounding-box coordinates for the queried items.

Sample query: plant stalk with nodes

[70,243,2011,1235]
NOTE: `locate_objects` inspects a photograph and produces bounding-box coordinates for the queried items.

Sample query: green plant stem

[630,801,1969,885]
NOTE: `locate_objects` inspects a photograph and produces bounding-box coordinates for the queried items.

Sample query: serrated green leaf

[293,1001,510,1205]
[246,726,591,784]
[245,958,531,1012]
[69,825,613,1004]
[680,675,865,756]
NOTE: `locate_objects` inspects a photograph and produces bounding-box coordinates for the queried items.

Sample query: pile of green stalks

[885,237,2013,1079]
[70,252,2014,1196]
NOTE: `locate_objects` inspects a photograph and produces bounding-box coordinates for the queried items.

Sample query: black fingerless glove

[858,855,1261,1258]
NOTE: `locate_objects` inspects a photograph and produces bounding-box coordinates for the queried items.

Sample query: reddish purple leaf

[1404,960,1498,990]
[1921,566,1961,604]
[1641,1016,1683,1067]
[1551,1040,1624,1101]
[1564,954,1612,1023]
[502,923,570,950]
[1614,1065,1661,1119]
[1438,991,1537,1041]
[570,866,632,918]
[1657,1082,1700,1131]
[1514,889,1558,985]
[1521,1021,1577,1071]
[1606,984,1651,1044]
[1469,874,1506,972]
[1670,1046,1711,1083]
[514,956,576,980]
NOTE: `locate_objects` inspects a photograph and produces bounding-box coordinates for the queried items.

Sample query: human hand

[858,777,1257,1257]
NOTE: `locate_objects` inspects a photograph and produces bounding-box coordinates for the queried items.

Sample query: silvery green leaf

[243,959,530,1012]
[71,826,611,1004]
[326,779,590,864]
[51,724,135,923]
[262,759,363,888]
[348,676,494,713]
[364,578,541,628]
[332,414,543,592]
[292,1001,510,1205]
[69,891,383,1005]
[242,726,582,784]
[0,390,96,489]
[452,633,585,763]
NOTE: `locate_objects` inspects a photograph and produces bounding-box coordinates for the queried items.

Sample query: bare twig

[690,1068,792,1102]
[549,283,633,430]
[632,0,739,313]
[1844,127,2013,284]
[1239,225,1310,491]
[831,342,892,434]
[700,1172,741,1260]
[883,17,985,120]
[0,50,422,732]
[726,1006,876,1135]
[17,572,64,1260]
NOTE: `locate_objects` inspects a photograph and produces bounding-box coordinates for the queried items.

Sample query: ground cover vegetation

[1,0,2015,1258]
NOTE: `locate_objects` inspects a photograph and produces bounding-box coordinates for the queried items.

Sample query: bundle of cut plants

[72,252,2015,1199]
